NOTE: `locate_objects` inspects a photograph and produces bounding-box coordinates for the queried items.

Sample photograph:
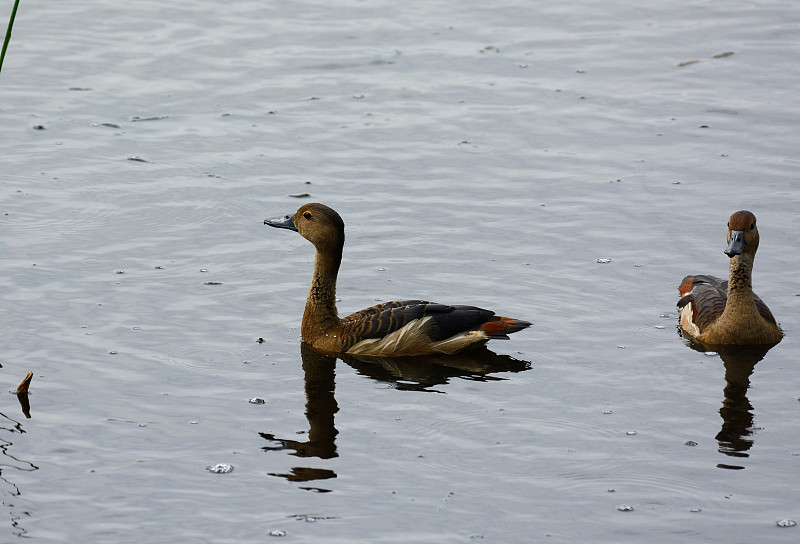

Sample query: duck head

[265,203,345,251]
[724,210,759,259]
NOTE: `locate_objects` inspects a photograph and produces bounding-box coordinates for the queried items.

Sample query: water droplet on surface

[776,520,796,528]
[207,463,234,474]
[249,397,266,405]
[269,530,287,537]
[617,504,634,512]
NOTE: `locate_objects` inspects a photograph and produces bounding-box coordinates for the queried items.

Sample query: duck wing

[677,274,727,333]
[341,300,515,342]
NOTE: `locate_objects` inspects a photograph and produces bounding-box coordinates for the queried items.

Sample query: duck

[264,203,531,356]
[677,210,782,346]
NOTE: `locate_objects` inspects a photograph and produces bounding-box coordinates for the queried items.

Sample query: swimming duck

[265,203,531,356]
[677,210,782,346]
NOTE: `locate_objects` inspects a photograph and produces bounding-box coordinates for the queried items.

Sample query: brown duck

[265,203,531,356]
[678,210,782,346]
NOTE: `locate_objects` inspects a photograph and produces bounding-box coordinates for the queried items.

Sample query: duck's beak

[264,214,297,231]
[725,230,745,257]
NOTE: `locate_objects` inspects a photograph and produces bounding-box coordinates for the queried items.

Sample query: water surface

[2,0,800,542]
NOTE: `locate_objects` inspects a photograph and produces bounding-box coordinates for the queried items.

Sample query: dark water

[2,0,800,541]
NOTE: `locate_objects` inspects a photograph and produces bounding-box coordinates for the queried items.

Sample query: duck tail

[481,316,532,339]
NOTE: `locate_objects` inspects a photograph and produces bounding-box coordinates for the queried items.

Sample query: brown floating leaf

[15,371,33,393]
[677,60,700,67]
[712,51,734,58]
[15,372,33,419]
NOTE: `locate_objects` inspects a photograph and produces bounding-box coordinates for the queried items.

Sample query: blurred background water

[2,0,799,541]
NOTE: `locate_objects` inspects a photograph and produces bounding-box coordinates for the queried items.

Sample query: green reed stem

[1,0,21,75]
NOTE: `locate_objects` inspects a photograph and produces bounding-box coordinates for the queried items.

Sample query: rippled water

[2,0,800,541]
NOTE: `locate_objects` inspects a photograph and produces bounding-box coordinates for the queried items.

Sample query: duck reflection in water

[683,340,776,469]
[260,343,530,490]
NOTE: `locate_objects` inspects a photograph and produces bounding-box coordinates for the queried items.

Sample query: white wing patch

[347,317,434,356]
[679,303,700,339]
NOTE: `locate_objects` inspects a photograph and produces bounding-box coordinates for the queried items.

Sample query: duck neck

[725,254,756,311]
[303,246,342,336]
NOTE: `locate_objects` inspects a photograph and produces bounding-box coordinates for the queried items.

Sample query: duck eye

[303,211,312,220]
[750,222,755,230]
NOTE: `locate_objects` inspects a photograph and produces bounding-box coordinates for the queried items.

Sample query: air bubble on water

[776,520,796,528]
[200,268,208,273]
[617,345,626,349]
[109,350,117,355]
[626,430,637,436]
[249,397,266,405]
[596,258,612,264]
[603,410,613,414]
[269,530,287,537]
[654,325,665,329]
[617,504,634,512]
[190,420,199,425]
[377,267,386,271]
[207,463,234,474]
